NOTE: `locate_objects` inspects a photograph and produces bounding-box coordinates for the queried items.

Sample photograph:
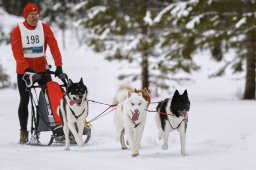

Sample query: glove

[25,68,35,73]
[55,66,63,77]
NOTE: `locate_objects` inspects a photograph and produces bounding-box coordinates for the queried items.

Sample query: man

[11,2,64,144]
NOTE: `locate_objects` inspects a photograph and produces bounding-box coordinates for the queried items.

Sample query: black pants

[17,74,29,131]
[17,74,51,131]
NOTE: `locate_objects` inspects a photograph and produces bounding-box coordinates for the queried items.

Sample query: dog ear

[143,88,149,95]
[67,79,73,87]
[79,78,84,84]
[138,92,142,96]
[174,90,179,96]
[183,89,188,96]
[134,88,138,93]
[143,88,151,102]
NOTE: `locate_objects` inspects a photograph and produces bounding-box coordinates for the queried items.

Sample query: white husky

[114,86,148,157]
[58,78,88,151]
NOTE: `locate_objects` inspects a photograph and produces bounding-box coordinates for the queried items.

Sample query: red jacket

[11,21,62,74]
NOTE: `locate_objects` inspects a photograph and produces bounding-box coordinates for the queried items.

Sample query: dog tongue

[69,99,82,106]
[131,112,139,121]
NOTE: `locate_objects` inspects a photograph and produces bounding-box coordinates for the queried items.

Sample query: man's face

[26,11,39,27]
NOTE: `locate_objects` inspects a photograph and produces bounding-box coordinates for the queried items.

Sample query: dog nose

[134,109,139,113]
[79,95,83,99]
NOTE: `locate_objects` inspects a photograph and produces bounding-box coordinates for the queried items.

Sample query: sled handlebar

[22,72,41,88]
[22,71,68,88]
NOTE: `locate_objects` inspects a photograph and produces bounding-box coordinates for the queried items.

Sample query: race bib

[19,21,45,58]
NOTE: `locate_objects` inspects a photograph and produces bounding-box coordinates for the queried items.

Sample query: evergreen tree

[77,0,199,95]
[35,0,83,49]
[173,0,256,99]
[0,0,31,16]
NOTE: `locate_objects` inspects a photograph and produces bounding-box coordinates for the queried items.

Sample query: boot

[19,130,28,144]
[54,126,65,142]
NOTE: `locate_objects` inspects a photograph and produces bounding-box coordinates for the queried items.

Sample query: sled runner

[22,67,91,146]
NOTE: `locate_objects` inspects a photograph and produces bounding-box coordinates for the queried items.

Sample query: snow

[99,28,110,40]
[1,10,256,170]
[235,17,246,28]
[144,11,153,26]
[73,1,89,11]
[153,4,174,23]
[88,6,106,19]
[186,14,203,29]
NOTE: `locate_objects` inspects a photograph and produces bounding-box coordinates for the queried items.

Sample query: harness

[69,107,86,120]
[128,115,141,128]
[133,120,141,128]
[127,112,142,128]
[67,95,86,120]
[167,112,188,130]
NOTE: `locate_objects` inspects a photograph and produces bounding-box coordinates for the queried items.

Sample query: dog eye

[131,103,134,106]
[138,103,141,106]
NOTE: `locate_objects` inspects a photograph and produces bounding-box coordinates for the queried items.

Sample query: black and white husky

[155,90,190,155]
[58,78,88,151]
[114,85,148,157]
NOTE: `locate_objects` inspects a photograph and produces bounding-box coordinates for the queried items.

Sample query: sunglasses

[28,13,39,18]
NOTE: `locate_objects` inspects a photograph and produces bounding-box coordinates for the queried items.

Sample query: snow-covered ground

[1,12,256,170]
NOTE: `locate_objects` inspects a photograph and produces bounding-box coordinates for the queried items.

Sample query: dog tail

[155,112,164,140]
[112,83,134,104]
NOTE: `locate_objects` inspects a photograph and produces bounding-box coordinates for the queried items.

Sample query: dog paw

[77,142,84,147]
[76,139,84,147]
[162,145,168,150]
[122,146,127,150]
[132,152,139,157]
[64,147,70,151]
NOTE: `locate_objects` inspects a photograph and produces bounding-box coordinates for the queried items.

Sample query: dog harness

[69,107,86,120]
[167,112,188,129]
[132,120,141,128]
[67,95,87,120]
[127,114,141,128]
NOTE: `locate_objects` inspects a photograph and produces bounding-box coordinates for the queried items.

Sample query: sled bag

[37,91,52,131]
[46,81,64,126]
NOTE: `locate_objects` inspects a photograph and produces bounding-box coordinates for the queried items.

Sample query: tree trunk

[141,53,149,90]
[140,0,149,90]
[243,32,255,99]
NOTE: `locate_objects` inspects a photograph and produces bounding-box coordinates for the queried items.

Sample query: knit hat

[23,2,40,19]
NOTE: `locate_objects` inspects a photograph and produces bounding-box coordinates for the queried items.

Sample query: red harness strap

[87,105,116,123]
[87,99,117,123]
[88,99,117,107]
[145,109,175,116]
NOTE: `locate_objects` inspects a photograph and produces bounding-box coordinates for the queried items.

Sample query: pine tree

[175,0,256,99]
[0,0,31,16]
[77,0,199,95]
[35,0,83,49]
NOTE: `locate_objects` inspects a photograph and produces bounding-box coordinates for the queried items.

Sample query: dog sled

[22,67,91,146]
